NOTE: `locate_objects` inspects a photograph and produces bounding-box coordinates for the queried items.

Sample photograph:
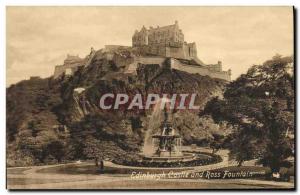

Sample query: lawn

[36,163,193,175]
[7,167,31,175]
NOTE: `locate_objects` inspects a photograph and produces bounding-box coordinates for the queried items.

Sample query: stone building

[133,21,184,48]
[53,55,84,79]
[53,48,96,78]
[132,21,199,62]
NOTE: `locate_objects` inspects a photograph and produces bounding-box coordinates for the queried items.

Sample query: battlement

[126,56,231,81]
[168,58,231,81]
[53,47,96,78]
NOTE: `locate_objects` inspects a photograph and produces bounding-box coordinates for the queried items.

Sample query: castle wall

[170,58,231,81]
[135,45,167,57]
[148,45,167,56]
[136,56,166,65]
[166,47,185,59]
[135,42,197,60]
[104,45,131,51]
[207,64,221,72]
[53,65,65,78]
[53,63,82,78]
[104,53,114,60]
[206,61,222,72]
[209,71,231,81]
[112,53,134,69]
[53,51,97,79]
[165,43,197,60]
[187,43,197,58]
[125,56,166,74]
[126,56,230,81]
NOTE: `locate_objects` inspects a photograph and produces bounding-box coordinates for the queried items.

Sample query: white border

[1,0,298,194]
[1,0,296,6]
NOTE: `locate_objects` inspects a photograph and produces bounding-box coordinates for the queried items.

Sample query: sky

[6,6,294,86]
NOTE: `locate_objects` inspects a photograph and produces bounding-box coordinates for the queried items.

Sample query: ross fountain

[112,98,222,167]
[142,103,195,162]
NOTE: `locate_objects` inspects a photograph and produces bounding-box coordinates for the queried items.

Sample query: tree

[83,135,128,167]
[258,101,293,173]
[203,55,294,175]
[44,140,65,163]
[228,124,262,166]
[208,133,224,154]
[69,113,140,166]
[83,136,103,166]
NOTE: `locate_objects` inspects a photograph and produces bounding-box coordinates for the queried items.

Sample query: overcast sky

[6,6,293,86]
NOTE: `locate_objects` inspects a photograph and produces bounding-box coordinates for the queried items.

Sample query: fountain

[142,103,195,162]
[112,98,222,167]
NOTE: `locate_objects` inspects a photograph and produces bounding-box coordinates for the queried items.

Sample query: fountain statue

[152,106,183,157]
[120,98,219,167]
[113,98,221,167]
[142,101,197,162]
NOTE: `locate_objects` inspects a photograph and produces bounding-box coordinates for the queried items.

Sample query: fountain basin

[113,151,222,168]
[143,152,195,162]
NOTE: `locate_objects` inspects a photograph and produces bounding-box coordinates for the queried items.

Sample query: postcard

[6,6,295,190]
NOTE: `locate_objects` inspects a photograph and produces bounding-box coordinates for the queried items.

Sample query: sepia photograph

[6,6,295,190]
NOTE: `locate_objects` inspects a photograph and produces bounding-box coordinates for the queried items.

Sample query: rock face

[6,49,228,166]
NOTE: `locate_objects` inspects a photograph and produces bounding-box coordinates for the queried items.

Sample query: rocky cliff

[7,49,228,166]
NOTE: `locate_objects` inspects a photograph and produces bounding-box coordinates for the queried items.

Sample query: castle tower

[140,26,148,45]
[217,61,222,72]
[132,26,148,47]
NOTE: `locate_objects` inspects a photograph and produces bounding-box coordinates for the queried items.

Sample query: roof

[149,24,176,32]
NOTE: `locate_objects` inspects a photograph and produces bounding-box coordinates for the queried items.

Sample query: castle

[132,21,200,63]
[53,21,231,81]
